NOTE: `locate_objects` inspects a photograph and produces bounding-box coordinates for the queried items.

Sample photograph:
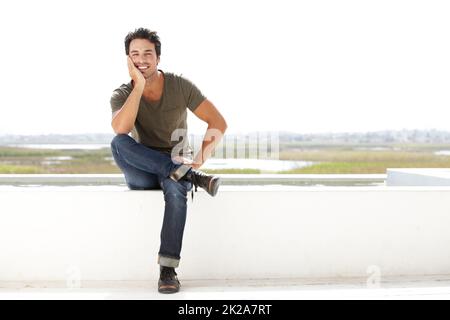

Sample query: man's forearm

[111,83,145,134]
[193,125,227,169]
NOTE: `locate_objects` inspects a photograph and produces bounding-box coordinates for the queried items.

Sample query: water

[2,144,314,172]
[46,156,73,160]
[435,150,450,156]
[201,158,313,172]
[353,147,399,151]
[3,144,313,171]
[5,144,110,150]
[41,156,73,165]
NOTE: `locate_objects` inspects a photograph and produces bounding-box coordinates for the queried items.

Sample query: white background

[0,0,449,135]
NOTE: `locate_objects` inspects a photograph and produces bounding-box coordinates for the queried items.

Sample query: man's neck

[142,70,163,98]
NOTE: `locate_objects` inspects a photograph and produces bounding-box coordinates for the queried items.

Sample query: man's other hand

[172,156,202,170]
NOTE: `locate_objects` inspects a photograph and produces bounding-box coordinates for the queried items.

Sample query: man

[110,28,227,294]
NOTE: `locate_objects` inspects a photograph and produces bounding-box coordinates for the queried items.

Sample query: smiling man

[110,28,227,294]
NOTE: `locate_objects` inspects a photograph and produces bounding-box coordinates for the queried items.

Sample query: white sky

[0,0,449,135]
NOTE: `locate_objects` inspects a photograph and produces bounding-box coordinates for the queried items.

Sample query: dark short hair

[124,28,161,57]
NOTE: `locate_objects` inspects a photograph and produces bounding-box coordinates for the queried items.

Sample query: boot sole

[208,177,221,197]
[158,282,180,294]
[158,286,180,294]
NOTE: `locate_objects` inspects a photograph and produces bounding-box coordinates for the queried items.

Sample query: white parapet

[387,168,450,186]
[1,183,450,282]
[0,173,386,186]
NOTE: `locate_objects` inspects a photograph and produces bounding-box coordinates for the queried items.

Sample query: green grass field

[0,144,450,174]
[278,146,450,173]
[0,147,118,174]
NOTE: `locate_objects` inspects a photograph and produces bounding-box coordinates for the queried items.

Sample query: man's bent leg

[157,177,192,268]
[111,138,160,189]
[110,134,190,181]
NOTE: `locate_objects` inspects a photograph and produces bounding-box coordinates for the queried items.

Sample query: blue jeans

[110,134,192,268]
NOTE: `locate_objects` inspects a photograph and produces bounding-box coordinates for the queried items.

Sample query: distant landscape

[1,130,450,174]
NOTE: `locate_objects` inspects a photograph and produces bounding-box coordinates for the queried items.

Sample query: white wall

[1,186,450,282]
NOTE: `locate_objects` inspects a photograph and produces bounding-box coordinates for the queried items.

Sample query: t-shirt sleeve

[179,76,206,112]
[110,89,127,114]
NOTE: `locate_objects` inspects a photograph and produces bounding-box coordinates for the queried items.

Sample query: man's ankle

[169,164,192,181]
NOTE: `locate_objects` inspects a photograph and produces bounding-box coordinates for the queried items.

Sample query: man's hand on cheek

[127,56,145,86]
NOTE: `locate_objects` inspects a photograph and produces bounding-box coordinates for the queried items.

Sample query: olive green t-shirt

[110,70,206,156]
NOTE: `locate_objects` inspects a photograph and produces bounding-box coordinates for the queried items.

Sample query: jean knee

[162,179,189,200]
[110,134,132,150]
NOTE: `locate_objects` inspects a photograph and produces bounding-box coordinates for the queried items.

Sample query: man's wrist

[134,81,145,91]
[191,160,203,170]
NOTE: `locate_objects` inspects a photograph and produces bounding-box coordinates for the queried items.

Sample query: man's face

[129,38,160,79]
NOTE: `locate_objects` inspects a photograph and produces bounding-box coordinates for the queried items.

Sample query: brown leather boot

[158,266,180,294]
[184,169,221,197]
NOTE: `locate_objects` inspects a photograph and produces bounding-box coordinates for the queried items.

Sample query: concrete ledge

[387,168,450,186]
[1,184,450,282]
[0,174,386,186]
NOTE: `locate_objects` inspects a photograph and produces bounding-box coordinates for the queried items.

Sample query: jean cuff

[169,164,191,181]
[158,255,180,268]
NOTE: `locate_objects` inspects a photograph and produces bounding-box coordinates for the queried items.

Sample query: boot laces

[160,267,177,281]
[188,170,211,202]
[190,170,209,202]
